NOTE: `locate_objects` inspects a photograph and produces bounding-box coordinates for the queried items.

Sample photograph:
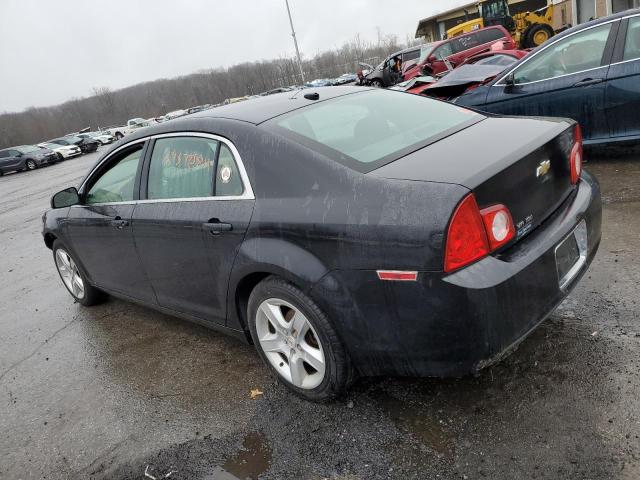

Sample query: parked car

[360,44,424,87]
[38,142,82,160]
[164,109,187,120]
[332,73,357,85]
[43,87,601,400]
[260,87,295,96]
[418,50,529,100]
[403,26,517,80]
[304,78,334,87]
[456,9,640,145]
[103,118,153,140]
[77,131,114,145]
[0,145,58,175]
[51,135,99,154]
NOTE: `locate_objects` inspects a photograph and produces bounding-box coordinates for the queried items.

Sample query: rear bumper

[310,171,602,377]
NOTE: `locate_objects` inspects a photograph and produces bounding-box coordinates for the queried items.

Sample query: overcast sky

[0,0,467,113]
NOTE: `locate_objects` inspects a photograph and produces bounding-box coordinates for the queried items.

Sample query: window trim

[81,140,148,206]
[493,18,621,86]
[78,132,255,206]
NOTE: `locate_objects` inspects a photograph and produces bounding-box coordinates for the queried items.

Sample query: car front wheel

[53,240,105,306]
[248,276,352,401]
[25,159,37,170]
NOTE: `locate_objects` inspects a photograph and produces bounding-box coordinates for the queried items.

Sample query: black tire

[369,79,383,88]
[25,159,37,171]
[52,240,106,306]
[524,24,554,49]
[57,153,64,161]
[248,276,352,401]
[115,132,123,140]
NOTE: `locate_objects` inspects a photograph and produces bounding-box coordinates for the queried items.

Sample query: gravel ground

[0,146,638,480]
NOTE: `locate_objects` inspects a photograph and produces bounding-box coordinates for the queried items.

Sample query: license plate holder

[555,219,588,290]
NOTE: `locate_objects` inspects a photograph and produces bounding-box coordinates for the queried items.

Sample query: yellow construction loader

[446,0,559,49]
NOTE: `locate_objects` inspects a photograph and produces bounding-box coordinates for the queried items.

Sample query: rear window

[270,90,483,173]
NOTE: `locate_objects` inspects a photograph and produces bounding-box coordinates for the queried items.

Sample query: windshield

[473,54,518,66]
[418,43,436,64]
[16,145,41,153]
[41,143,59,149]
[270,89,483,173]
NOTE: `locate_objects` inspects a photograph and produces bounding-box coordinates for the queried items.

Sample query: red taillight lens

[480,204,515,250]
[444,194,516,273]
[570,124,583,185]
[444,194,490,272]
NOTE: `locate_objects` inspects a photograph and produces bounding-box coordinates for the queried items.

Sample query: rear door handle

[202,220,232,235]
[573,78,603,87]
[110,216,129,229]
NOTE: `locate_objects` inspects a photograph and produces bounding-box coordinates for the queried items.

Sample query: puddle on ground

[375,391,454,456]
[205,431,272,480]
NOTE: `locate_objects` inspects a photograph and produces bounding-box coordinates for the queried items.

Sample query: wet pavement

[0,148,639,479]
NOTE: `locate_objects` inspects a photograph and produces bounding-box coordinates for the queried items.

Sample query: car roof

[189,86,370,125]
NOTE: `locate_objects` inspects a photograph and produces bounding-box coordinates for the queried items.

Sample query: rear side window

[271,90,483,173]
[146,136,245,199]
[623,16,640,62]
[147,137,218,199]
[513,23,612,84]
[86,146,143,204]
[478,28,506,44]
[0,151,9,158]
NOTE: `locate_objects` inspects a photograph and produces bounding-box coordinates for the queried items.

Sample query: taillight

[444,194,490,273]
[480,204,515,250]
[444,194,515,273]
[570,124,583,185]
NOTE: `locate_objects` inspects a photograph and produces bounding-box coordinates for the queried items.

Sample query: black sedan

[0,145,58,175]
[42,87,601,400]
[456,8,640,145]
[51,135,99,154]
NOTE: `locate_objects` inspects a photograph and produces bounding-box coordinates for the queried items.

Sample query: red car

[403,26,517,80]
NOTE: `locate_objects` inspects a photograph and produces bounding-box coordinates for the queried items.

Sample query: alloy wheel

[55,248,85,300]
[255,298,326,389]
[26,160,37,170]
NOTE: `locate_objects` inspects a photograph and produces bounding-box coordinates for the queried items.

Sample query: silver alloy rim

[55,248,85,300]
[255,298,326,389]
[27,160,36,170]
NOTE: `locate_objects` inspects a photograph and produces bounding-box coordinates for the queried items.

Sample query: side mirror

[51,187,79,209]
[504,72,515,86]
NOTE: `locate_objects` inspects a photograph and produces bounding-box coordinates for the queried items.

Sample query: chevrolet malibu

[42,87,601,401]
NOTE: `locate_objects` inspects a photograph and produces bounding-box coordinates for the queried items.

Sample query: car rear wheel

[25,159,37,170]
[248,276,351,401]
[370,79,383,88]
[53,240,105,306]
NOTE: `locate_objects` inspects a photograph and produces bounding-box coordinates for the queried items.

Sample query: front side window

[271,89,483,173]
[512,23,612,84]
[402,49,421,62]
[434,42,454,59]
[86,146,143,204]
[623,16,640,62]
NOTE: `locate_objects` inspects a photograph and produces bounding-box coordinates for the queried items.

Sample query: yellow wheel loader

[446,0,559,49]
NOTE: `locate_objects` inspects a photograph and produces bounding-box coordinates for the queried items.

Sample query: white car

[78,132,114,145]
[38,142,82,159]
[164,109,187,120]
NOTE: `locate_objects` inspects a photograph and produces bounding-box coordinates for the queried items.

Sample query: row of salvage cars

[372,9,640,146]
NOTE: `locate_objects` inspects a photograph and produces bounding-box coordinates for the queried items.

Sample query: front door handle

[573,78,603,87]
[202,219,232,235]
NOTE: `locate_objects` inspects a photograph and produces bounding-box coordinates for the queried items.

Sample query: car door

[132,133,254,324]
[1,150,23,170]
[483,21,619,142]
[65,140,156,303]
[604,14,640,139]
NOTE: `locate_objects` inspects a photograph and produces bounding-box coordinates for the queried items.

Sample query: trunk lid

[371,116,576,240]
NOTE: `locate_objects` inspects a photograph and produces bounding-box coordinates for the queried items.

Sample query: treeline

[0,33,419,149]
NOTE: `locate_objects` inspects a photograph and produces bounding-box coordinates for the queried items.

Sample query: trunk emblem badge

[536,160,551,178]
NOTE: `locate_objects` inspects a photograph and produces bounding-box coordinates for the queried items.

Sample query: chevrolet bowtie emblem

[536,160,551,178]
